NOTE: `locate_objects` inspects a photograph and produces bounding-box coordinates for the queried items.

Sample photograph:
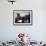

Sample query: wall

[0,0,46,42]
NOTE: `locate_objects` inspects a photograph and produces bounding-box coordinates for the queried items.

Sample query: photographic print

[13,10,32,25]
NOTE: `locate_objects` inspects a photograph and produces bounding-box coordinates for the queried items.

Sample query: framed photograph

[13,10,32,25]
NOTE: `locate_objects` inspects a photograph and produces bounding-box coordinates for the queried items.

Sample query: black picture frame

[13,10,33,26]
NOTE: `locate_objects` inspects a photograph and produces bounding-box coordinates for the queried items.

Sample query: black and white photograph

[13,10,32,25]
